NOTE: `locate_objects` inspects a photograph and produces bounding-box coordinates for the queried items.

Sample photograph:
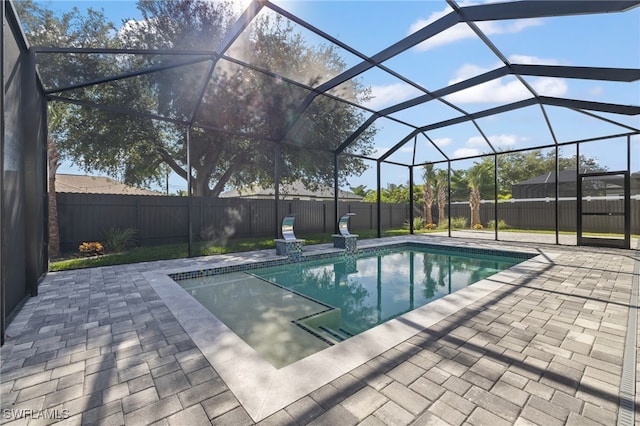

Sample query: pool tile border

[169,241,534,282]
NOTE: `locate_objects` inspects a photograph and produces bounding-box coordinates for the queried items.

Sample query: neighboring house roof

[220,181,363,201]
[513,170,577,186]
[55,174,160,195]
[514,170,640,186]
[512,170,640,199]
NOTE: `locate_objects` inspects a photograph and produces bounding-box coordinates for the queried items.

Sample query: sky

[32,0,640,194]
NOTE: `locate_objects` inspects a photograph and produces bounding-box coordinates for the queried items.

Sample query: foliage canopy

[18,0,375,196]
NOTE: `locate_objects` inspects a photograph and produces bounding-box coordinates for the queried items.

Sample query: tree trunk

[469,187,481,227]
[423,184,433,225]
[48,138,61,258]
[437,186,446,225]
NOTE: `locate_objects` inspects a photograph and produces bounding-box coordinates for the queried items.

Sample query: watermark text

[3,408,70,420]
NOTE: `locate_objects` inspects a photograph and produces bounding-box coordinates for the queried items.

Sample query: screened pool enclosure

[1,0,639,343]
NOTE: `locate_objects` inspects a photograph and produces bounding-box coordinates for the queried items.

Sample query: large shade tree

[23,0,375,197]
[15,0,118,257]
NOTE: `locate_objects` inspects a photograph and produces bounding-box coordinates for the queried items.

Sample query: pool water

[175,246,525,368]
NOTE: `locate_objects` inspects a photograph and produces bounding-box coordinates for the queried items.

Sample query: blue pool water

[175,245,528,367]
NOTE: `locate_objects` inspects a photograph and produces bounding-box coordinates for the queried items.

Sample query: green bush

[403,217,425,230]
[436,217,467,230]
[486,219,511,230]
[104,227,137,253]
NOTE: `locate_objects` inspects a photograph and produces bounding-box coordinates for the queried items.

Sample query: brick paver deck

[0,236,637,425]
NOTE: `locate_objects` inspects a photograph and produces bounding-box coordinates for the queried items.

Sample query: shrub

[413,217,424,230]
[435,217,467,230]
[486,219,511,230]
[79,242,104,257]
[424,222,437,230]
[403,217,425,230]
[451,217,467,229]
[104,227,137,253]
[472,223,484,230]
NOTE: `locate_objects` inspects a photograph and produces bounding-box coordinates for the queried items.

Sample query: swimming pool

[173,244,531,368]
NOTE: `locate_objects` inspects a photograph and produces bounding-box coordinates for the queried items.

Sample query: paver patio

[0,235,638,425]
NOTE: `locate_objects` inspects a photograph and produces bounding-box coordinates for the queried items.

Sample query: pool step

[338,328,355,337]
[318,326,351,342]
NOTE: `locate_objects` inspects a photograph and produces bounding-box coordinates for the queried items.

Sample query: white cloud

[445,77,529,103]
[433,137,453,147]
[409,5,543,51]
[488,134,521,147]
[459,134,522,157]
[450,63,492,83]
[467,136,489,148]
[443,54,568,104]
[449,54,565,84]
[589,86,604,96]
[508,54,561,65]
[453,147,480,158]
[467,134,519,150]
[445,68,568,104]
[362,83,423,110]
[531,77,568,97]
[400,145,415,153]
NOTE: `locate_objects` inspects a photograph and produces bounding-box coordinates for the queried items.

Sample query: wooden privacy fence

[446,198,640,234]
[56,193,409,252]
[56,193,639,252]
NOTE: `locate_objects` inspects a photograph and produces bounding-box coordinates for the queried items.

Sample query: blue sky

[35,0,640,193]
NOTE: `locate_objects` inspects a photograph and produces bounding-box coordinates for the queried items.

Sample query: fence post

[389,204,392,228]
[370,204,373,229]
[322,203,326,233]
[136,198,142,247]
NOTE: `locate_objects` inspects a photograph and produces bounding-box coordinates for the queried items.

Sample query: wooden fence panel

[56,193,640,253]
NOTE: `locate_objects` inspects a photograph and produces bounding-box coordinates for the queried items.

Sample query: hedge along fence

[55,193,410,253]
[56,193,640,253]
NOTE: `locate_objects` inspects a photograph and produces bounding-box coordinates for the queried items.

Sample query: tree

[349,185,374,199]
[28,0,376,197]
[434,169,448,224]
[466,161,493,227]
[15,1,118,257]
[494,150,607,198]
[47,106,62,258]
[422,165,435,225]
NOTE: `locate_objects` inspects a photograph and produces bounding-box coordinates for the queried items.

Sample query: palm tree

[422,164,435,226]
[466,161,492,228]
[435,169,448,224]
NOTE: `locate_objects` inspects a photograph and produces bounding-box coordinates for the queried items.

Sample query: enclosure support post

[0,0,5,346]
[334,153,339,235]
[447,161,452,238]
[274,143,281,239]
[555,144,559,245]
[377,161,381,238]
[494,154,498,241]
[186,126,193,257]
[409,166,414,234]
[576,142,581,244]
[625,135,631,248]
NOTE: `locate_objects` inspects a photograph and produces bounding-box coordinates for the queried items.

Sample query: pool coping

[143,236,559,422]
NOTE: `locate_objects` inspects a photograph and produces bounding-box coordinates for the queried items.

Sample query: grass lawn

[49,228,415,272]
